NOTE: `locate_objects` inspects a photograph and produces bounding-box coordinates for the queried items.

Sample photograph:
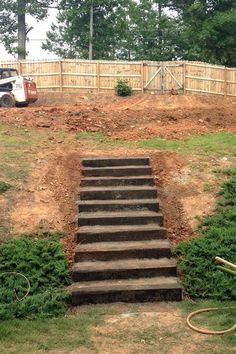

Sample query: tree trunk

[17,0,26,59]
[89,3,93,60]
[158,2,162,53]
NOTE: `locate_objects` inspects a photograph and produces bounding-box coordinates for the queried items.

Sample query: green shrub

[0,232,71,319]
[115,79,133,96]
[176,168,236,300]
[0,181,11,194]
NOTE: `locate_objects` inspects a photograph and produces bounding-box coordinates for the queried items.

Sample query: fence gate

[144,63,184,93]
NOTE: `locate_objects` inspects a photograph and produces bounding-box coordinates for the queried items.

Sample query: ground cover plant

[0,231,71,320]
[176,167,236,300]
[0,181,11,194]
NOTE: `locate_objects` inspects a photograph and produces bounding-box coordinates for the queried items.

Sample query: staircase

[69,157,182,305]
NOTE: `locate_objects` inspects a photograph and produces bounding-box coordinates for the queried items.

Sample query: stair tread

[78,198,159,205]
[76,239,170,252]
[82,175,154,181]
[80,185,156,192]
[78,211,162,218]
[73,257,176,272]
[79,223,166,233]
[83,165,151,170]
[69,276,181,291]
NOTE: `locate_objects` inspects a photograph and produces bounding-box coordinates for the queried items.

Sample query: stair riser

[72,266,177,282]
[75,248,171,262]
[83,167,152,177]
[82,158,150,168]
[78,202,159,213]
[81,178,155,187]
[80,189,157,200]
[70,288,182,305]
[76,229,167,243]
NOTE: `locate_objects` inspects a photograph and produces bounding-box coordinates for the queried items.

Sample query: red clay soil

[0,93,235,140]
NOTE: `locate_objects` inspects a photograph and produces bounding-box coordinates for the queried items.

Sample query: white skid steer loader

[0,68,38,107]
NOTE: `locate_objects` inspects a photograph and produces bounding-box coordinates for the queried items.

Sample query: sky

[0,9,58,60]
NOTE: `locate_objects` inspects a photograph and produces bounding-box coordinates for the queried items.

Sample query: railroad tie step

[72,258,177,281]
[75,239,171,262]
[81,176,155,187]
[80,186,157,200]
[83,165,152,177]
[78,198,160,213]
[75,224,167,243]
[82,157,150,168]
[68,277,182,305]
[78,210,163,227]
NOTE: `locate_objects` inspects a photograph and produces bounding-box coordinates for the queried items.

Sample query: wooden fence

[0,59,236,97]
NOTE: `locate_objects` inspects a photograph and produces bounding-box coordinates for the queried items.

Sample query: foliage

[176,167,236,300]
[173,0,236,66]
[115,79,133,96]
[0,181,11,194]
[0,0,53,57]
[0,232,71,319]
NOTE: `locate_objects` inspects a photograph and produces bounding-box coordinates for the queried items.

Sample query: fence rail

[0,59,236,97]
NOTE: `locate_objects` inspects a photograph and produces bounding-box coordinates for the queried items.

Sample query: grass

[0,308,105,354]
[0,124,48,182]
[76,131,236,157]
[138,132,236,157]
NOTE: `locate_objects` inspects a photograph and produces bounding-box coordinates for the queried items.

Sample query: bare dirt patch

[0,94,235,140]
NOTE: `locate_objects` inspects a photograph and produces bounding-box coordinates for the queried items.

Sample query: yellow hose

[187,307,236,335]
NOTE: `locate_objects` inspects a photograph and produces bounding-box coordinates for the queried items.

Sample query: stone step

[76,224,167,243]
[78,198,160,212]
[81,176,155,187]
[80,186,157,200]
[69,276,182,305]
[78,210,163,227]
[82,157,150,168]
[75,239,171,262]
[83,165,152,177]
[72,258,177,281]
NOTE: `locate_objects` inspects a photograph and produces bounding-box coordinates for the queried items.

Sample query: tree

[43,0,131,59]
[43,0,182,61]
[173,0,236,66]
[0,0,54,59]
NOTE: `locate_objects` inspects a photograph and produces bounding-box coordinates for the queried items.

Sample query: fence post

[183,62,186,95]
[224,66,227,97]
[59,60,63,91]
[140,62,144,93]
[97,61,100,93]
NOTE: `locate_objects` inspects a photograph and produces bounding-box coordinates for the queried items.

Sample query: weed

[203,183,213,192]
[0,181,11,194]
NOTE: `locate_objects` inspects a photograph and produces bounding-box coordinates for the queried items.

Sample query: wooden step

[80,185,157,200]
[68,276,182,305]
[81,176,155,187]
[82,165,152,177]
[78,198,160,212]
[75,239,171,261]
[72,258,177,281]
[78,210,163,226]
[75,224,167,243]
[82,157,150,168]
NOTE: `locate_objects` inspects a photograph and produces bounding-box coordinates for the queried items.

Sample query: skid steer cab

[0,68,38,107]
